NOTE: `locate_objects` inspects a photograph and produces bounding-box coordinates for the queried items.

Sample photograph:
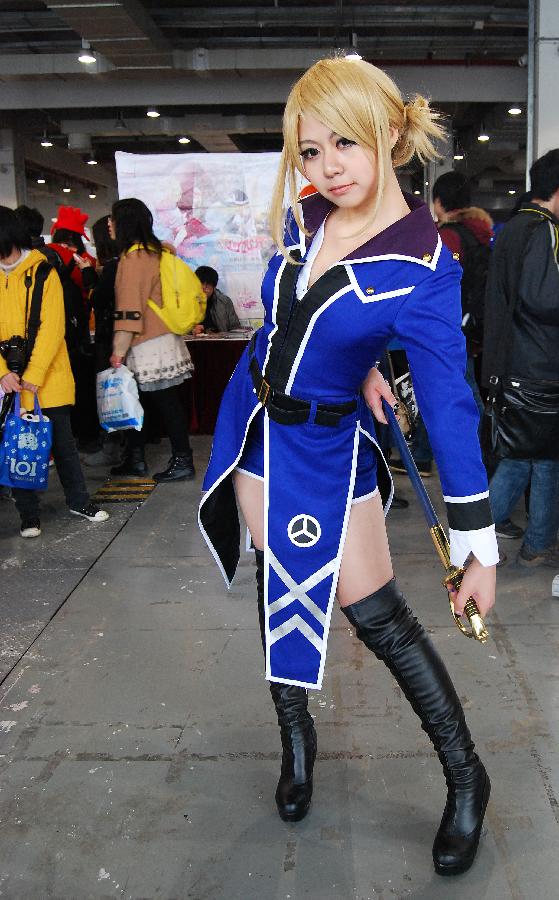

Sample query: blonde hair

[270,55,446,261]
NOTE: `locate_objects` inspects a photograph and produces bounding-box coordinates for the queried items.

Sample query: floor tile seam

[0,509,145,690]
[2,748,442,764]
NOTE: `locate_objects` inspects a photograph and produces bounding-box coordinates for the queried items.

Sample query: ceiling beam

[24,140,117,188]
[57,114,283,137]
[1,65,527,109]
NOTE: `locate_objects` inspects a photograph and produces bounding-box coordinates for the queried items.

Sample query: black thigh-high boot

[255,549,317,822]
[341,578,490,876]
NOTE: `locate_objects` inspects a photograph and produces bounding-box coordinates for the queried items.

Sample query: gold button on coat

[365,287,375,295]
[422,252,432,262]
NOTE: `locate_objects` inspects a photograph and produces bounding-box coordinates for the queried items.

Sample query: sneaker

[518,545,559,568]
[495,519,524,540]
[20,518,41,538]
[69,503,109,522]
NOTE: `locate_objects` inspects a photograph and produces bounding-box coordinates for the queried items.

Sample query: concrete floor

[1,436,558,900]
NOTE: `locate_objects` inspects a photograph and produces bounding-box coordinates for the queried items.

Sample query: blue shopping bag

[0,395,53,491]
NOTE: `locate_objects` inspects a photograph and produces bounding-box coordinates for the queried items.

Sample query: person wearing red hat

[48,206,100,451]
[49,206,97,297]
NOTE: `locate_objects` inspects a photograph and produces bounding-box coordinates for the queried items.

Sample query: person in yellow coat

[0,206,108,537]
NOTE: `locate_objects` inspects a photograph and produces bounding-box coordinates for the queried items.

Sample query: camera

[0,335,27,375]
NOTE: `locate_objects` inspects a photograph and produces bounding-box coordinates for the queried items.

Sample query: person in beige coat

[108,198,194,482]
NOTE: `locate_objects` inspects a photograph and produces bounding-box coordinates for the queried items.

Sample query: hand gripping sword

[383,399,489,643]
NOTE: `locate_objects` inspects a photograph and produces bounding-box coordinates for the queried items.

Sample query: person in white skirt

[109,198,194,482]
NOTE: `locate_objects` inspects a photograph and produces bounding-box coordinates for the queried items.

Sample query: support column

[531,0,559,167]
[0,129,26,208]
[425,126,454,212]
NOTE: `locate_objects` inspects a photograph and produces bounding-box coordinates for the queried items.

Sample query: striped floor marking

[94,478,157,504]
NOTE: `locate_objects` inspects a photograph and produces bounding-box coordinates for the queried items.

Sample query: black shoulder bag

[483,210,559,461]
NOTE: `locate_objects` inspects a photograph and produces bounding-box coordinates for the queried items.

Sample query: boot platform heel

[433,756,491,876]
[341,579,490,876]
[275,718,317,822]
[255,550,317,823]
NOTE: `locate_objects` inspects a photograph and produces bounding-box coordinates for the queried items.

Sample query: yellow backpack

[130,244,206,335]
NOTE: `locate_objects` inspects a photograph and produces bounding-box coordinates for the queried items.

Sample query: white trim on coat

[262,250,297,377]
[339,234,443,271]
[198,402,263,589]
[344,264,416,304]
[357,423,394,516]
[443,490,489,503]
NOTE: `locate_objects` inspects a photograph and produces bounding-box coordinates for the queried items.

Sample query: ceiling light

[346,31,362,60]
[78,39,96,65]
[508,189,516,195]
[453,139,465,161]
[89,192,97,199]
[36,176,46,185]
[413,190,421,195]
[87,156,98,165]
[508,106,522,116]
[40,131,53,148]
[424,180,429,186]
[178,136,191,145]
[477,130,490,142]
[146,108,160,118]
[62,184,71,193]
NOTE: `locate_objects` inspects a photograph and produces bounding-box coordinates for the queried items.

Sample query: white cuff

[449,524,500,568]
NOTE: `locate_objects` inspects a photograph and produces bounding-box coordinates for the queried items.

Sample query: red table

[185,332,251,434]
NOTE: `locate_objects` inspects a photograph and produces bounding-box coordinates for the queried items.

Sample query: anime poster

[115,151,283,327]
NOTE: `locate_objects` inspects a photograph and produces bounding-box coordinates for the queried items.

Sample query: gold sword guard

[430,525,489,643]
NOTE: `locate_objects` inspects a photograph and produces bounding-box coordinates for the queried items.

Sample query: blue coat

[199,191,496,690]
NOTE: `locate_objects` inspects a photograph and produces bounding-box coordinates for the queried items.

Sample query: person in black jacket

[482,149,559,566]
[81,215,122,467]
[192,266,241,333]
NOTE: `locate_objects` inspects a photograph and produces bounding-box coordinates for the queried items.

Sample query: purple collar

[300,190,438,262]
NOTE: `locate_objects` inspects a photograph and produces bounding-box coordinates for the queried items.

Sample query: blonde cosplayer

[270,56,446,260]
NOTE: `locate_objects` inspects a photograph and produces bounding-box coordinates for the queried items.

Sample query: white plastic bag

[96,365,144,432]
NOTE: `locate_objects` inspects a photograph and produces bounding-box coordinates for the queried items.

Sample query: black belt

[249,339,356,427]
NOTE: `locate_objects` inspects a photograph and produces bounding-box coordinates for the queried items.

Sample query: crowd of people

[387,151,559,570]
[0,197,240,535]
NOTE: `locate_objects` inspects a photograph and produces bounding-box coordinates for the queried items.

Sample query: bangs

[283,57,397,176]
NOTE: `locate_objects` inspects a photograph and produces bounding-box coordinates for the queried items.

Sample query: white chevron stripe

[268,550,335,624]
[269,614,324,653]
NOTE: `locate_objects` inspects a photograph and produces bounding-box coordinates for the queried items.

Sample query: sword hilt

[443,566,489,643]
[430,525,489,643]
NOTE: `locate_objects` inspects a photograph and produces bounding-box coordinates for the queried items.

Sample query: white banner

[115,151,283,327]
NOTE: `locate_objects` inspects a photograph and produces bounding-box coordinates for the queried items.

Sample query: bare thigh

[336,493,393,607]
[233,471,393,605]
[233,470,264,550]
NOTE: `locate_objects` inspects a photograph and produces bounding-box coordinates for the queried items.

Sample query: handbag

[482,207,559,463]
[96,365,144,432]
[484,376,559,461]
[0,394,53,490]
